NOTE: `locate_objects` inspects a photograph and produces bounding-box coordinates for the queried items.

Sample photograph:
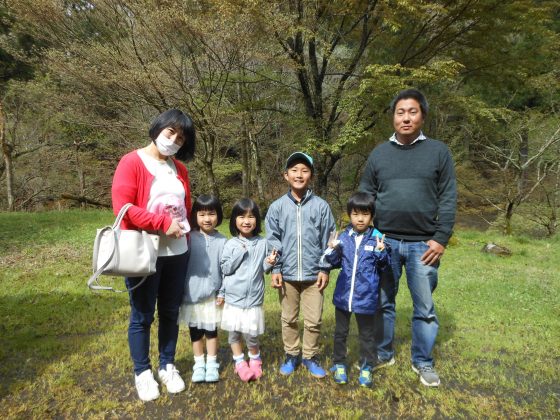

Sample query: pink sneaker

[234,360,255,382]
[249,358,263,379]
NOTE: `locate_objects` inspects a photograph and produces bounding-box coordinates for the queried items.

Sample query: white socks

[233,353,245,365]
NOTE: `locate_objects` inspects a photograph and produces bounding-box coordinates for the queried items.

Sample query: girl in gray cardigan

[220,198,277,382]
[178,195,227,383]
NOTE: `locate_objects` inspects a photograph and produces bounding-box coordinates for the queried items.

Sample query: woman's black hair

[189,194,223,229]
[149,108,196,161]
[390,89,429,117]
[229,198,262,236]
[346,192,375,215]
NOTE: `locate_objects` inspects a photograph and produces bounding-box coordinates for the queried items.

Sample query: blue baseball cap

[285,152,314,171]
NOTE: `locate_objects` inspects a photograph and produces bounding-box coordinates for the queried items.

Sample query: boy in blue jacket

[323,192,389,387]
[265,152,336,378]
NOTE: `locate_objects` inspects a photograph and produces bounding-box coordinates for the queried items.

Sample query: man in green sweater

[359,89,456,387]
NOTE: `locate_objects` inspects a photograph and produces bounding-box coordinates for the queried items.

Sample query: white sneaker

[158,363,186,393]
[135,370,160,402]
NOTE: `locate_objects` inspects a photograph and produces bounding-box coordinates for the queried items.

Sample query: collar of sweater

[389,131,427,146]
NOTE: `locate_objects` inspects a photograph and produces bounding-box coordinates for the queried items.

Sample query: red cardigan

[111,150,192,232]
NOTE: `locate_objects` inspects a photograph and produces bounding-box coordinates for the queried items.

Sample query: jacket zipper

[297,203,302,280]
[348,235,359,312]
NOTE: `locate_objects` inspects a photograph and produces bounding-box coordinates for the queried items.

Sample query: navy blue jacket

[325,226,390,315]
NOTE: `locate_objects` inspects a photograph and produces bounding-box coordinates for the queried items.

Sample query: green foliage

[336,61,464,152]
[1,0,559,236]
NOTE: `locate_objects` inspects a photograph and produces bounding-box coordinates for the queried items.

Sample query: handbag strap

[88,226,117,291]
[112,203,133,230]
[87,203,151,293]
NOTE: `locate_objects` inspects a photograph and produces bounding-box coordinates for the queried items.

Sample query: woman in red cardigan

[112,109,195,402]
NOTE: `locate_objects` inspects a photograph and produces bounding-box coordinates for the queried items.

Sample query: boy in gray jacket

[265,152,336,378]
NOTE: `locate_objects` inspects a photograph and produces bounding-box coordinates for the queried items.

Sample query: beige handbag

[88,203,160,292]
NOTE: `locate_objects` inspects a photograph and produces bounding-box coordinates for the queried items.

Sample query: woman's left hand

[165,219,185,238]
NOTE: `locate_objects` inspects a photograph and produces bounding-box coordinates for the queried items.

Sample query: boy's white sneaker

[158,363,186,393]
[135,369,160,402]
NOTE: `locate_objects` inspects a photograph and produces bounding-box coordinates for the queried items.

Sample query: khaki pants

[279,280,324,359]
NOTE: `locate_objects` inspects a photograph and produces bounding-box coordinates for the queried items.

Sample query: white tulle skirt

[177,297,222,330]
[220,303,265,336]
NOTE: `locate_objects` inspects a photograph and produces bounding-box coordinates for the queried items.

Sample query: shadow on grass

[0,286,457,418]
[0,291,125,400]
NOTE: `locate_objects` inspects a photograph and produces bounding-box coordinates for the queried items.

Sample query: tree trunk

[249,129,264,204]
[518,127,529,196]
[0,101,15,211]
[203,158,218,198]
[61,193,110,208]
[547,162,560,236]
[74,141,86,209]
[199,128,219,198]
[504,202,514,235]
[241,122,250,198]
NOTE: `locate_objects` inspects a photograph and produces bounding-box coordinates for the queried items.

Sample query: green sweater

[359,138,456,246]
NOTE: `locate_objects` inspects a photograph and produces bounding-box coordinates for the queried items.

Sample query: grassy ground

[0,210,558,419]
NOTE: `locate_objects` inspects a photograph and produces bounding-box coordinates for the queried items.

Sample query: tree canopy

[1,0,559,234]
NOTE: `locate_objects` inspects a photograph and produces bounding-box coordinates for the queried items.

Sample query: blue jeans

[125,252,188,375]
[374,238,439,367]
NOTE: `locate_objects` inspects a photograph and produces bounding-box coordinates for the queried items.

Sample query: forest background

[1,0,560,235]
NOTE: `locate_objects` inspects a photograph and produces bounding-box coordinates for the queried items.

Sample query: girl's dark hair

[190,194,223,229]
[347,192,375,215]
[149,108,196,161]
[229,198,262,236]
[390,89,429,117]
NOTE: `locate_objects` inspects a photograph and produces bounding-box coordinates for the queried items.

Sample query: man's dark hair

[390,89,429,117]
[229,198,262,236]
[190,194,223,229]
[149,108,196,161]
[346,192,375,216]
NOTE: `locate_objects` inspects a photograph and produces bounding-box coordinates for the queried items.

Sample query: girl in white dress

[178,195,226,383]
[220,198,277,382]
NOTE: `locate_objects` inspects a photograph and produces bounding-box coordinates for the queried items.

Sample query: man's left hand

[421,240,445,266]
[316,272,329,291]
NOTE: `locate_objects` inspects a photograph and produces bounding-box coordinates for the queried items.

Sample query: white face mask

[155,132,181,156]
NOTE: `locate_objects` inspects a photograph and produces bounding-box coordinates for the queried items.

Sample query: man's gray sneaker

[411,364,440,387]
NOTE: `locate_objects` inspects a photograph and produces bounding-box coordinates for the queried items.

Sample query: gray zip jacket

[265,190,336,281]
[182,230,227,304]
[219,235,272,309]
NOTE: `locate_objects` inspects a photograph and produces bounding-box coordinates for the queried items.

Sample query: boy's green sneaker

[330,364,348,384]
[358,364,374,388]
